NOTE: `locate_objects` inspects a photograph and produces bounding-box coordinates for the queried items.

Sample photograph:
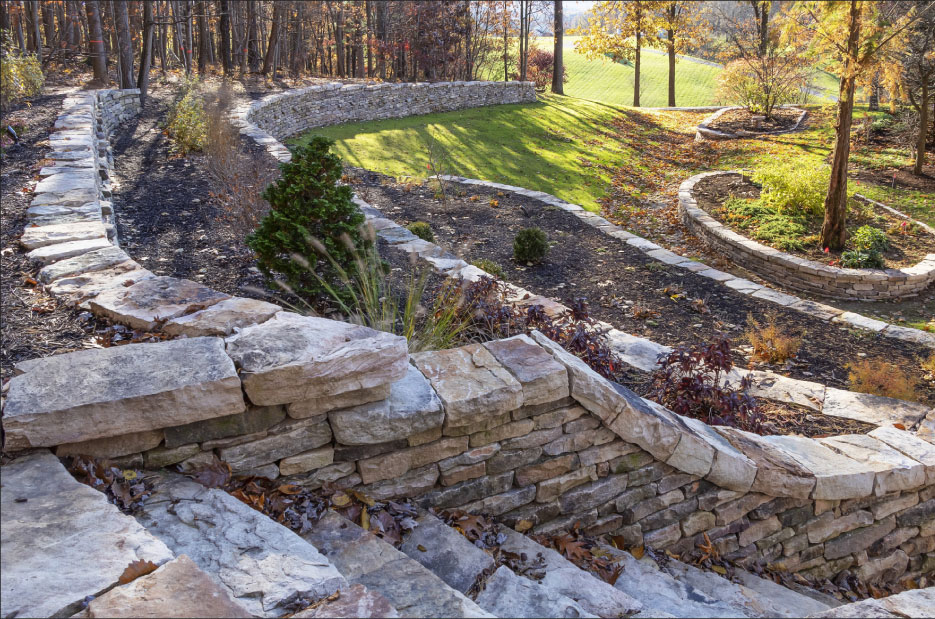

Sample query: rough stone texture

[1,452,173,619]
[136,473,346,617]
[48,262,154,306]
[717,428,816,499]
[412,344,523,429]
[302,510,491,618]
[293,584,398,618]
[484,334,569,406]
[164,405,286,448]
[763,435,875,500]
[279,447,335,476]
[329,365,443,444]
[824,517,896,561]
[808,586,934,617]
[89,276,231,331]
[226,312,408,406]
[399,512,495,594]
[217,417,332,471]
[162,297,281,336]
[288,384,391,419]
[20,221,108,250]
[820,434,926,495]
[55,429,165,459]
[38,244,132,282]
[79,555,251,618]
[869,426,935,485]
[4,338,244,449]
[27,237,112,264]
[474,566,595,619]
[363,464,441,500]
[822,388,933,428]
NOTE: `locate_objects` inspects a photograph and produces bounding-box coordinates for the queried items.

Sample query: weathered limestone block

[763,435,875,500]
[48,262,154,305]
[226,312,408,406]
[136,474,346,617]
[293,584,398,618]
[0,452,173,619]
[824,517,896,560]
[164,405,286,448]
[163,297,281,337]
[716,428,816,499]
[56,429,165,459]
[679,416,757,492]
[144,444,203,468]
[461,486,537,516]
[279,447,335,476]
[33,170,97,193]
[38,245,132,282]
[516,454,577,486]
[419,472,515,509]
[868,426,935,485]
[412,344,523,429]
[78,555,251,618]
[559,474,628,514]
[537,466,598,503]
[3,338,244,449]
[217,417,332,471]
[288,385,390,419]
[399,513,495,594]
[808,586,934,617]
[820,434,926,495]
[362,464,440,500]
[474,566,593,619]
[89,276,231,331]
[822,388,932,428]
[483,334,568,406]
[27,237,113,265]
[329,365,443,445]
[20,221,109,250]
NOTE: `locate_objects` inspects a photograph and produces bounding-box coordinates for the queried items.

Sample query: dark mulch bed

[350,169,934,407]
[693,173,935,269]
[709,107,803,134]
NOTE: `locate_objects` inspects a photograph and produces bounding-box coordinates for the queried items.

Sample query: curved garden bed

[679,171,935,300]
[695,106,808,141]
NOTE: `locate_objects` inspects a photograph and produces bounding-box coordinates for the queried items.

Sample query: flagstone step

[0,452,173,619]
[302,509,493,618]
[134,472,347,617]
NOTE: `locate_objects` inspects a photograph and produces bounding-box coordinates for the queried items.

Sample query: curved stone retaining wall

[679,171,935,300]
[6,88,933,593]
[695,106,808,141]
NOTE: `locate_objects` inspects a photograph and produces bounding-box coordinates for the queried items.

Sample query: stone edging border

[679,171,935,302]
[695,106,808,141]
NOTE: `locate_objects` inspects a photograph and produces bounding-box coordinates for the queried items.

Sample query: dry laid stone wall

[680,171,935,300]
[694,106,808,142]
[4,86,933,597]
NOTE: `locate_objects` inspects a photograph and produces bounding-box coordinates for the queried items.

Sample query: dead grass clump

[745,312,802,364]
[847,359,920,402]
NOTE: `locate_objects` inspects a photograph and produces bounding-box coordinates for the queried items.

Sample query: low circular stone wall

[695,106,808,141]
[679,171,935,300]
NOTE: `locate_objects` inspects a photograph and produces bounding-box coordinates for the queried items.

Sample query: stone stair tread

[38,244,132,282]
[398,510,496,595]
[292,584,399,618]
[595,544,747,618]
[0,452,174,619]
[72,554,252,618]
[20,221,109,250]
[496,527,643,617]
[27,237,113,265]
[302,510,493,618]
[135,472,346,617]
[806,588,934,618]
[88,275,231,331]
[662,559,834,618]
[3,337,244,449]
[475,565,597,618]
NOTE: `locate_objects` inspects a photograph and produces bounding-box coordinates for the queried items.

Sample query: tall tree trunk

[634,31,641,107]
[86,0,107,84]
[667,30,676,107]
[29,0,42,61]
[14,1,27,52]
[247,0,260,71]
[138,0,155,103]
[335,3,345,78]
[552,0,563,94]
[868,73,880,111]
[354,2,364,78]
[114,0,135,88]
[915,82,929,175]
[375,0,385,79]
[219,0,232,75]
[196,0,208,72]
[754,0,771,56]
[262,0,284,75]
[365,0,373,77]
[41,0,54,51]
[820,0,861,251]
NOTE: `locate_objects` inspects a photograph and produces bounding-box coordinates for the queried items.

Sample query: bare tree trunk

[262,0,285,75]
[915,82,929,175]
[29,0,42,61]
[197,0,208,72]
[820,0,861,251]
[114,0,135,88]
[86,0,107,84]
[335,2,345,77]
[365,0,373,77]
[354,2,364,78]
[138,0,155,103]
[375,0,385,79]
[634,31,641,107]
[868,73,880,111]
[552,0,563,94]
[219,0,232,75]
[14,1,27,52]
[667,31,676,107]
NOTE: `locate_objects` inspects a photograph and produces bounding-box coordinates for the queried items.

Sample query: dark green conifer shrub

[513,227,549,264]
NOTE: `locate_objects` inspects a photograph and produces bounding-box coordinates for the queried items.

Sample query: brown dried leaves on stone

[66,455,153,514]
[533,524,623,585]
[330,489,418,547]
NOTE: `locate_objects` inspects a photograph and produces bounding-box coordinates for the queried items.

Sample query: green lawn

[293,95,633,211]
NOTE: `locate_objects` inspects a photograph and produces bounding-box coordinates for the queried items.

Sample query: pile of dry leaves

[67,455,153,514]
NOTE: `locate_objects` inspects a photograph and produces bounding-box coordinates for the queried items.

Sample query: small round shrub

[850,225,888,254]
[840,249,884,269]
[513,227,549,264]
[471,258,504,278]
[407,221,434,242]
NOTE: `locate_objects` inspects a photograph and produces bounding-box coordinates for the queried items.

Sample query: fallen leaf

[629,546,645,560]
[118,559,158,584]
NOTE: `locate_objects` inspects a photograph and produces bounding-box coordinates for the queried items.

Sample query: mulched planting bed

[350,169,935,407]
[694,173,935,269]
[708,107,803,134]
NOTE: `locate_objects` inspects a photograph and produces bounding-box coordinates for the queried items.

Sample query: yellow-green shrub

[0,31,44,106]
[166,79,206,155]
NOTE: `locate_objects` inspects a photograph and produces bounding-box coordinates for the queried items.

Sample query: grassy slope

[295,95,630,211]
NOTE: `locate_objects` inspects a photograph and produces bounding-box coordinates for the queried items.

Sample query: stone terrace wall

[233,80,536,159]
[680,172,935,300]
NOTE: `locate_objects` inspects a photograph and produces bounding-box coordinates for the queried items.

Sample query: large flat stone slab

[27,237,113,265]
[38,245,132,282]
[20,221,109,250]
[33,170,98,193]
[3,337,245,449]
[762,435,875,500]
[819,434,926,495]
[716,427,816,499]
[475,566,595,618]
[484,334,569,406]
[868,426,935,485]
[412,344,523,430]
[822,388,931,428]
[329,365,443,444]
[77,555,251,618]
[807,588,935,618]
[226,312,409,406]
[293,584,398,618]
[136,473,346,617]
[162,297,281,337]
[89,276,231,331]
[398,512,495,595]
[48,262,154,306]
[0,452,173,619]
